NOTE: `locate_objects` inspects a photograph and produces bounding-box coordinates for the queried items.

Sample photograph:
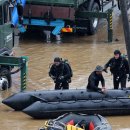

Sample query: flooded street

[1,7,130,130]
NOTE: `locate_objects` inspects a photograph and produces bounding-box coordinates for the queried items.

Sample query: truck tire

[87,2,100,35]
[0,68,12,90]
[76,1,100,35]
[117,0,130,10]
[75,4,89,36]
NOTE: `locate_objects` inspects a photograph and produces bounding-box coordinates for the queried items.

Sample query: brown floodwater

[0,7,130,130]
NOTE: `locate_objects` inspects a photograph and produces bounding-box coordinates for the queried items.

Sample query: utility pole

[120,0,130,68]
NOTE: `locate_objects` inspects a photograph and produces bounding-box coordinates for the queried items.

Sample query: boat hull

[23,98,130,119]
[2,89,130,110]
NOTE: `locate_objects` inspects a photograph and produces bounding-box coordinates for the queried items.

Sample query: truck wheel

[0,68,12,90]
[87,2,100,35]
[117,0,130,10]
[76,4,89,36]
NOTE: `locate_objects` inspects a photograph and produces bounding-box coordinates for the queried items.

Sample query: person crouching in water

[87,65,106,93]
[49,57,71,90]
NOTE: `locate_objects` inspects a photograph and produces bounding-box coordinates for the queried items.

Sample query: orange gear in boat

[66,120,74,125]
[89,122,95,130]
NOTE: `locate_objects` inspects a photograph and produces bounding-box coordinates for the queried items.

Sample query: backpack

[62,59,73,77]
[110,56,126,75]
[49,59,73,78]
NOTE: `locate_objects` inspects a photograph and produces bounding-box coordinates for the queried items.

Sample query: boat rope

[118,98,130,103]
[44,97,130,105]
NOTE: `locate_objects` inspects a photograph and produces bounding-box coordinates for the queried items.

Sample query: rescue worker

[104,50,130,89]
[87,65,106,93]
[49,57,71,90]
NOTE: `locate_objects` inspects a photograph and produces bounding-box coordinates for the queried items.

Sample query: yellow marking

[66,125,84,130]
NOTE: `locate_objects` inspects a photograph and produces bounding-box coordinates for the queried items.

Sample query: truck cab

[0,0,14,90]
[0,0,14,49]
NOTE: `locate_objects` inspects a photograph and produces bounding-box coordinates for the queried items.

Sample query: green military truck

[13,0,129,42]
[23,0,103,35]
[23,0,114,35]
[0,0,14,90]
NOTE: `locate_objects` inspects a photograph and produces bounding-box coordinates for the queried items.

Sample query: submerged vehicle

[0,48,14,90]
[2,88,130,110]
[22,0,107,35]
[39,113,112,130]
[0,0,28,91]
[0,0,15,90]
[12,0,130,42]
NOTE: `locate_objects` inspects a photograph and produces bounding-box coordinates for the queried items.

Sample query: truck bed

[26,0,85,7]
[24,0,86,20]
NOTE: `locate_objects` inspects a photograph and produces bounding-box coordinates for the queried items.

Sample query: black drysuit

[104,57,129,89]
[87,71,105,92]
[49,63,71,90]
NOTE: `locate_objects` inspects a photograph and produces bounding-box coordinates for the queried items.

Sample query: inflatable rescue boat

[39,113,112,130]
[2,88,130,111]
[23,97,130,119]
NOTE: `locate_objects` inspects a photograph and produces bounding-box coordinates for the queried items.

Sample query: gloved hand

[101,87,106,93]
[59,76,64,80]
[57,76,64,82]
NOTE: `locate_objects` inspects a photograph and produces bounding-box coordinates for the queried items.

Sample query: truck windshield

[0,6,2,25]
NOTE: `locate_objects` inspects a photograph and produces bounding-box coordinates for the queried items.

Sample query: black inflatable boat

[2,89,130,111]
[39,113,112,130]
[23,97,130,119]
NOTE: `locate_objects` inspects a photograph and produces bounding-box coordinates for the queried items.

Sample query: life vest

[66,125,84,130]
[66,121,95,130]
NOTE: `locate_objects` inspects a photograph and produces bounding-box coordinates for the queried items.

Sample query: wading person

[87,65,106,93]
[104,50,130,89]
[49,57,72,90]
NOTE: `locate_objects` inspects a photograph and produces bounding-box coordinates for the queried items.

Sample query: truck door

[0,1,14,49]
[0,5,4,47]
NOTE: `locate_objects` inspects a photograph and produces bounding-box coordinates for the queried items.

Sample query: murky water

[0,7,130,130]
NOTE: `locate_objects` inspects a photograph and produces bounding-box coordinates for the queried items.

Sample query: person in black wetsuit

[87,65,106,93]
[49,57,72,90]
[104,50,130,89]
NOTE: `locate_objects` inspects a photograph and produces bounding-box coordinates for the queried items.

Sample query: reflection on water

[0,7,130,130]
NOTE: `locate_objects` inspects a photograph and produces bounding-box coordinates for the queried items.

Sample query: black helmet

[54,57,61,62]
[114,50,121,55]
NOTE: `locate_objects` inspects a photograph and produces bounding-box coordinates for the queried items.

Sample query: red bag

[89,121,95,130]
[66,120,74,125]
